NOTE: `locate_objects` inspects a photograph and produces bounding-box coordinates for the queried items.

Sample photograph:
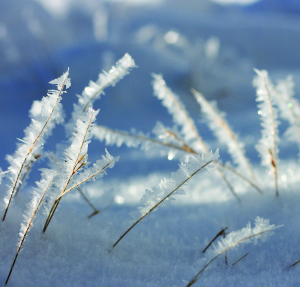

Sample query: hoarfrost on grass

[57,108,99,191]
[211,217,276,257]
[192,89,254,180]
[253,69,280,171]
[152,74,206,153]
[137,149,219,216]
[67,149,119,191]
[3,69,70,219]
[19,169,56,242]
[68,53,136,134]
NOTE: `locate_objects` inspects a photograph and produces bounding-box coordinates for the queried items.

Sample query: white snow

[1,0,300,286]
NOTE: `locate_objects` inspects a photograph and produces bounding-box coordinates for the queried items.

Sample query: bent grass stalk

[82,54,136,112]
[112,159,215,249]
[5,172,55,285]
[185,226,279,287]
[95,126,263,195]
[2,72,69,222]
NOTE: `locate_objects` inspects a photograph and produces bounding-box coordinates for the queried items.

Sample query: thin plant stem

[77,187,100,216]
[112,159,214,249]
[87,198,114,219]
[5,173,55,285]
[288,259,300,269]
[216,166,240,202]
[202,227,228,253]
[231,252,249,266]
[217,162,263,194]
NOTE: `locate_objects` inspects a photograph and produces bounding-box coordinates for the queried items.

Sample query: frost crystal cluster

[211,217,276,256]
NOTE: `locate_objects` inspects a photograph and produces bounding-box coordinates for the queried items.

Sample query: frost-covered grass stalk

[186,217,280,287]
[0,55,131,285]
[253,69,280,196]
[3,69,71,221]
[43,108,118,233]
[95,74,241,201]
[191,88,256,181]
[5,170,56,285]
[67,53,136,134]
[152,74,207,153]
[112,150,219,248]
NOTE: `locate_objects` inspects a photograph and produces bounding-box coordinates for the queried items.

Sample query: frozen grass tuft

[1,53,300,286]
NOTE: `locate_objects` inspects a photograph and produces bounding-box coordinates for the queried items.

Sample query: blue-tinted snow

[1,0,300,286]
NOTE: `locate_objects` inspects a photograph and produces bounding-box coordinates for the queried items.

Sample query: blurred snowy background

[1,1,300,286]
[2,0,300,175]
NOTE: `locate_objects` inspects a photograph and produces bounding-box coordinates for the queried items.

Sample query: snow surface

[1,0,300,286]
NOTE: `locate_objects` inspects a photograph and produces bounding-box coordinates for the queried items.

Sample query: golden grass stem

[56,160,114,201]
